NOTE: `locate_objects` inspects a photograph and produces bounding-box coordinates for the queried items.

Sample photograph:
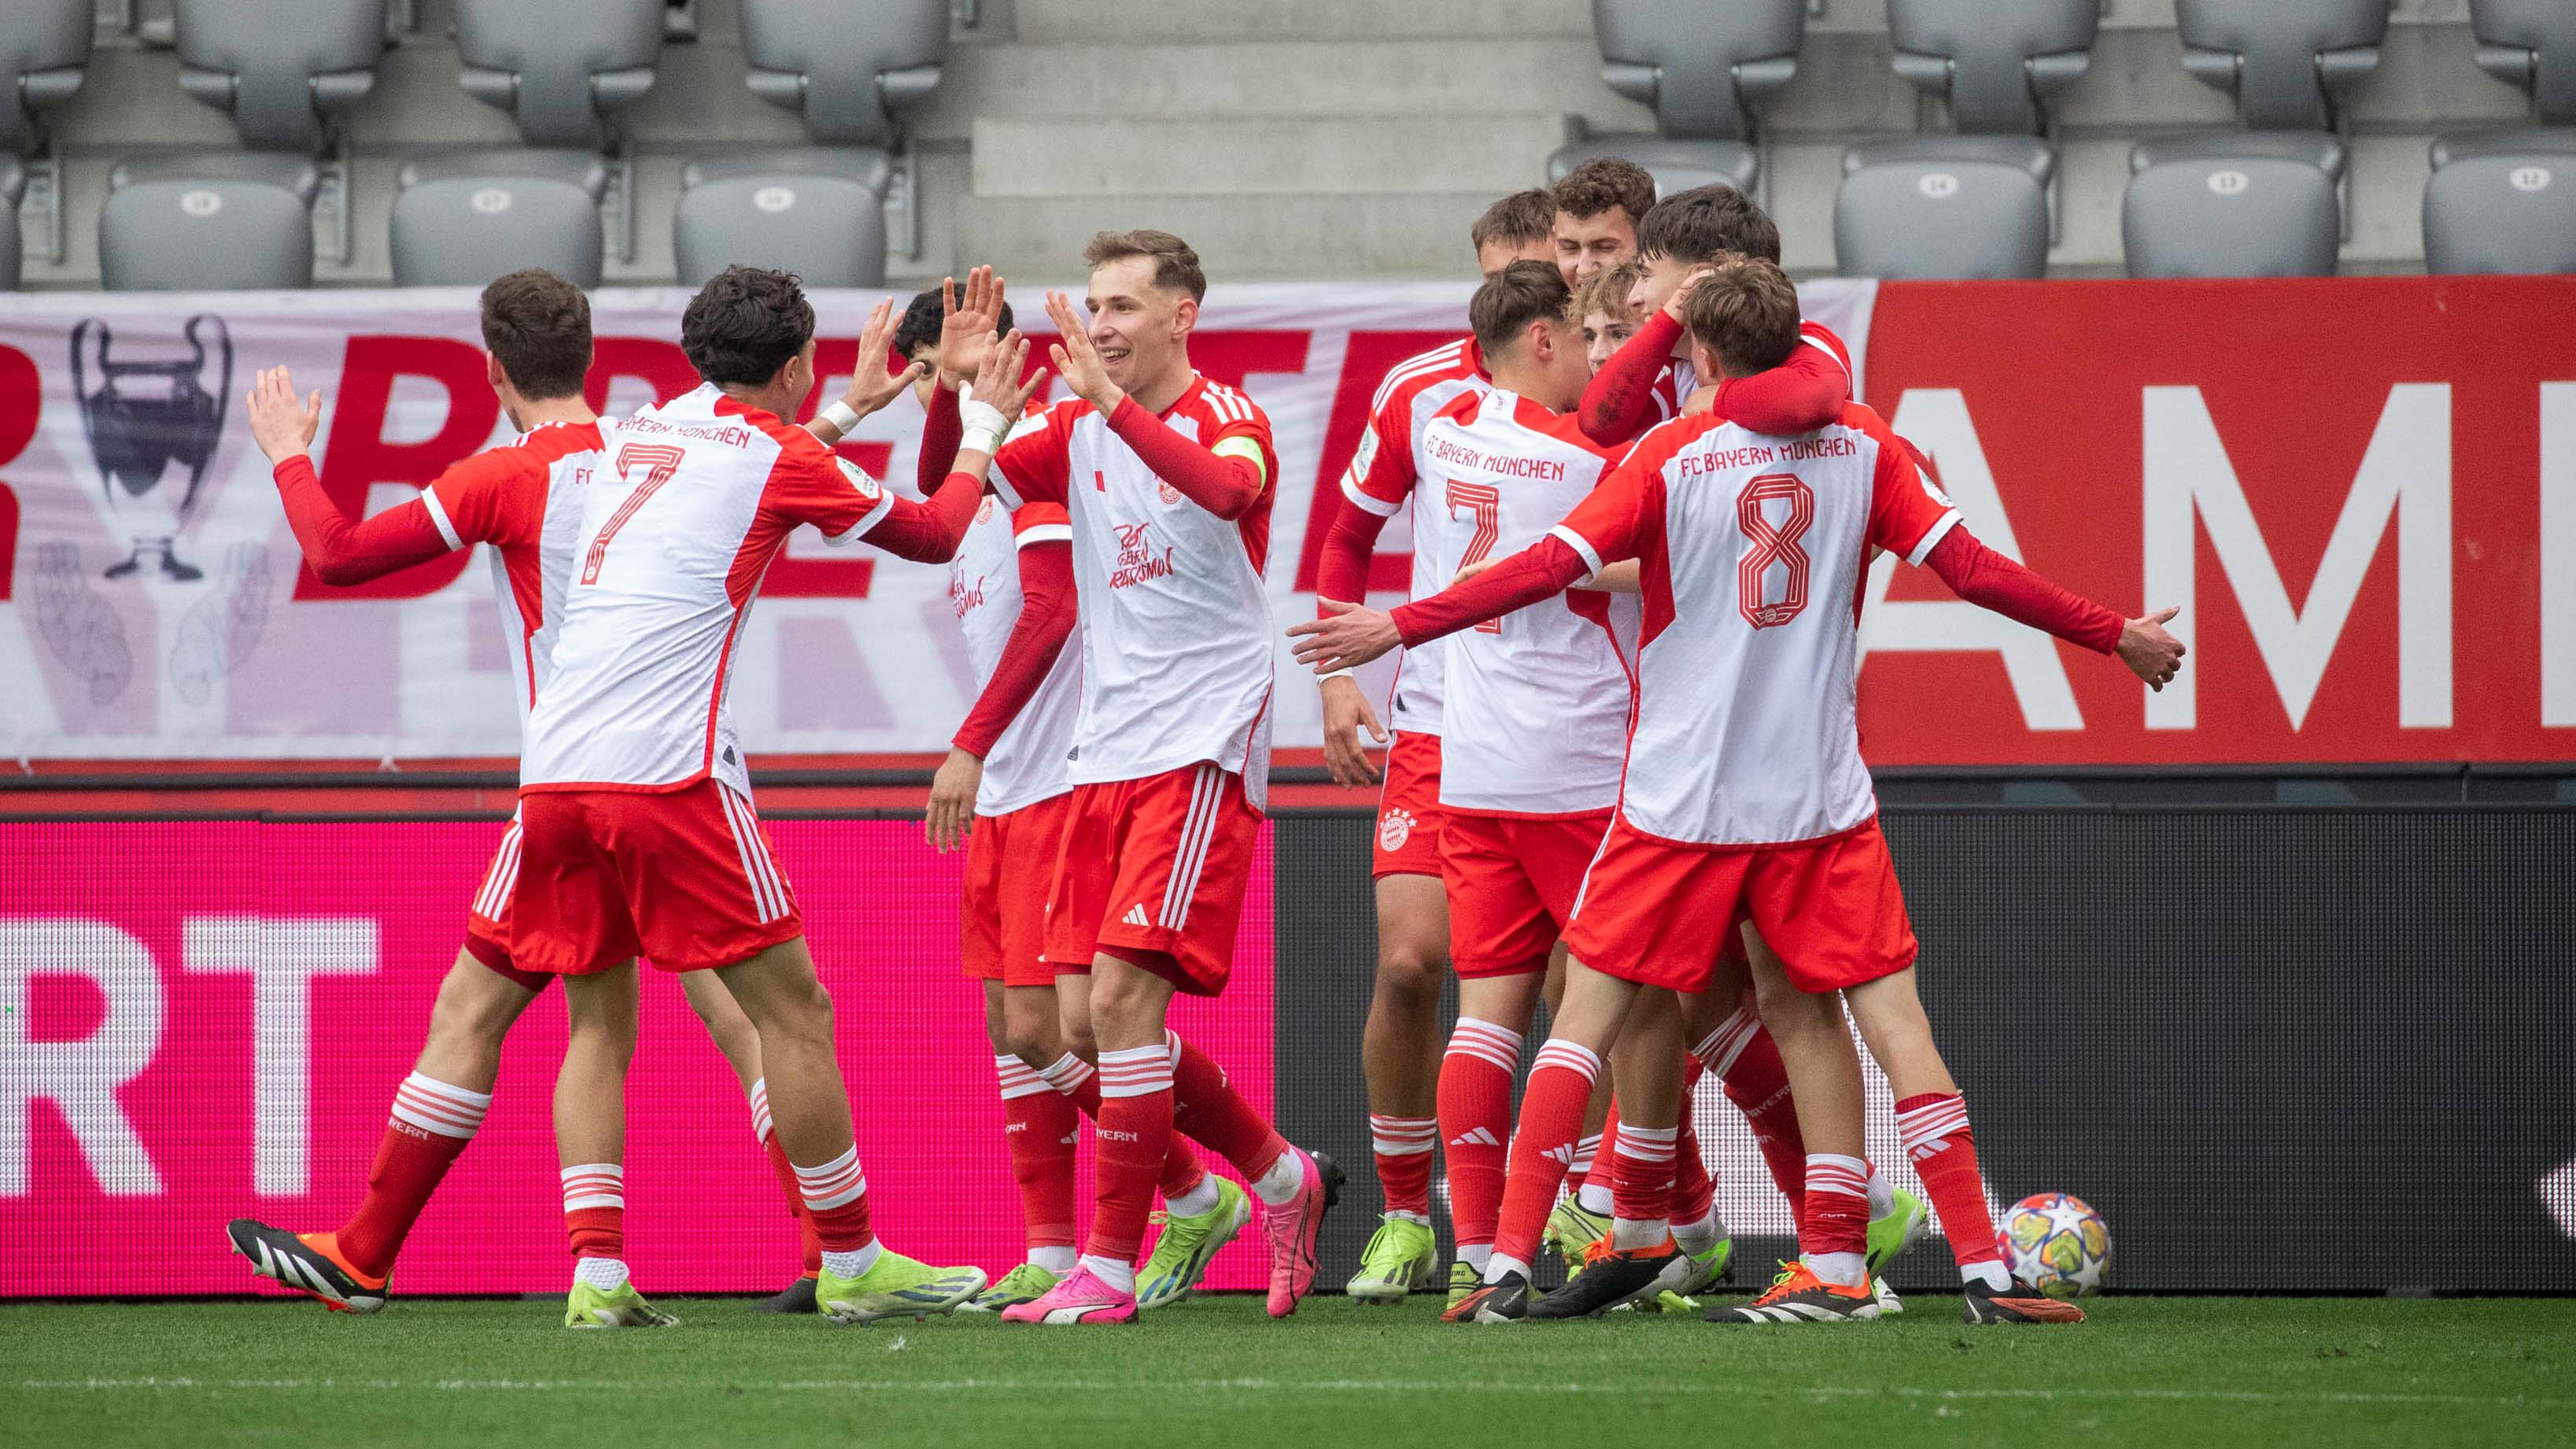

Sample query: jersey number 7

[582,444,687,586]
[1443,479,1504,635]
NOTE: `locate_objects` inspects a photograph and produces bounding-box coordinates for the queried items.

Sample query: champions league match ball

[1998,1192,2112,1299]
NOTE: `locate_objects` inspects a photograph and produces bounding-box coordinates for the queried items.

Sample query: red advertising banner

[0,819,1276,1296]
[1854,276,2576,765]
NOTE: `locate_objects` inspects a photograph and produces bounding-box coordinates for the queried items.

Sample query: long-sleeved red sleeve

[1711,341,1850,434]
[1921,527,2124,654]
[1313,497,1394,616]
[863,468,984,564]
[1579,310,1683,445]
[273,455,453,586]
[952,540,1075,758]
[1391,536,1592,647]
[1105,395,1264,519]
[917,382,962,494]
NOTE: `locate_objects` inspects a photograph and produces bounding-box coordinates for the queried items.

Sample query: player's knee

[426,976,522,1052]
[1372,943,1444,1006]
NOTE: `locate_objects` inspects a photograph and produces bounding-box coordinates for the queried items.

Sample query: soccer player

[222,270,839,1325]
[937,231,1338,1325]
[896,271,1227,1312]
[1316,190,1559,1307]
[1576,262,1642,374]
[1578,184,1854,445]
[502,265,1019,1325]
[1548,157,1656,286]
[1291,257,2185,1325]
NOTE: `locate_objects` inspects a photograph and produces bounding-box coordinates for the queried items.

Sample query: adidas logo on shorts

[1123,904,1151,927]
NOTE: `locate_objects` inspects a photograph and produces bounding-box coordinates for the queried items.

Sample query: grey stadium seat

[2121,0,2387,279]
[1835,143,2050,280]
[0,157,23,289]
[675,150,891,287]
[1833,1,2094,280]
[2425,0,2576,274]
[675,0,950,286]
[174,0,386,149]
[99,153,319,290]
[391,151,607,287]
[1546,0,1803,196]
[2,0,90,153]
[454,0,662,147]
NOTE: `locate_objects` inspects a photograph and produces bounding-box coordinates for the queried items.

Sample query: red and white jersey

[417,420,603,723]
[1338,336,1491,736]
[950,494,1079,817]
[419,420,605,722]
[521,383,901,796]
[1415,389,1637,818]
[1548,401,1960,847]
[1651,320,1854,419]
[991,375,1279,809]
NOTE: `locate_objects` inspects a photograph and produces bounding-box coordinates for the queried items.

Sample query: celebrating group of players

[224,156,2183,1330]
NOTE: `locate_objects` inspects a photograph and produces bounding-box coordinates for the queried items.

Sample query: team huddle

[225,157,2184,1330]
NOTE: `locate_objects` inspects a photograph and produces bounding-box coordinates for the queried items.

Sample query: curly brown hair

[681,266,814,386]
[1550,157,1657,224]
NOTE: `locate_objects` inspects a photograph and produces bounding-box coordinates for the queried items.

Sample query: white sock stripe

[1442,1037,1521,1073]
[1531,1040,1603,1081]
[399,1073,493,1111]
[1692,1008,1762,1078]
[390,1075,490,1138]
[996,1056,1054,1100]
[794,1147,868,1211]
[1570,1132,1603,1173]
[1897,1098,1973,1153]
[1037,1053,1096,1092]
[1616,1125,1680,1163]
[1369,1114,1438,1154]
[560,1163,624,1211]
[1160,764,1223,929]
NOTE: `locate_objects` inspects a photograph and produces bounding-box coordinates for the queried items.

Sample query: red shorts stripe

[504,779,804,975]
[1044,763,1260,996]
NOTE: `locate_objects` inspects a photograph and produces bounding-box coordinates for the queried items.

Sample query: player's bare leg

[1447,957,1649,1321]
[227,945,535,1313]
[1530,987,1689,1318]
[1352,872,1446,1303]
[1842,968,2079,1323]
[677,969,822,1311]
[555,963,669,1326]
[719,937,987,1322]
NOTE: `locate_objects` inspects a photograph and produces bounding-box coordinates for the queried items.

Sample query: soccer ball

[1997,1192,2110,1299]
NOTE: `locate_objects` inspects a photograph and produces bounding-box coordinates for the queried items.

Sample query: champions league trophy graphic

[69,314,233,582]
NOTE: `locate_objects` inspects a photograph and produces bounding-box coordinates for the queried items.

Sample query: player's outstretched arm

[1292,536,1594,672]
[1920,527,2186,689]
[250,366,457,586]
[1711,335,1849,434]
[1579,309,1681,445]
[806,296,928,446]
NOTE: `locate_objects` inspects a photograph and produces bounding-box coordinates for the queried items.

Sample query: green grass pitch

[6,1294,2570,1447]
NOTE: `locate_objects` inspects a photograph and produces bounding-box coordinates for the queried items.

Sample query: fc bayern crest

[1378,808,1415,852]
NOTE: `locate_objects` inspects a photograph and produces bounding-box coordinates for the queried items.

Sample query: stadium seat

[1,0,90,154]
[1833,0,2094,280]
[98,153,319,290]
[173,0,386,149]
[1545,0,1803,196]
[674,0,949,287]
[1835,142,2051,280]
[674,150,891,287]
[2120,0,2386,278]
[390,151,608,288]
[453,0,662,147]
[0,156,23,289]
[2424,0,2576,274]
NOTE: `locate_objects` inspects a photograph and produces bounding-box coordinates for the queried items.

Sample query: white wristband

[817,399,862,435]
[958,397,1011,459]
[1318,667,1356,682]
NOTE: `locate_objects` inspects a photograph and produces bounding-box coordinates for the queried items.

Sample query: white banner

[0,281,1876,763]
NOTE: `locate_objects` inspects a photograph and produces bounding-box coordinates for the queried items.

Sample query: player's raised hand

[1043,290,1120,412]
[936,266,1006,383]
[245,366,322,464]
[1290,599,1402,674]
[924,746,984,853]
[1661,264,1716,323]
[1318,672,1386,788]
[968,329,1047,419]
[2117,605,2187,691]
[837,297,929,424]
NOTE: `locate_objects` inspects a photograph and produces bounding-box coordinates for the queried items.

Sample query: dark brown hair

[1471,189,1557,256]
[1469,260,1574,354]
[681,266,814,386]
[1083,229,1207,302]
[1636,183,1781,264]
[1681,256,1801,375]
[478,268,592,400]
[1550,157,1657,224]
